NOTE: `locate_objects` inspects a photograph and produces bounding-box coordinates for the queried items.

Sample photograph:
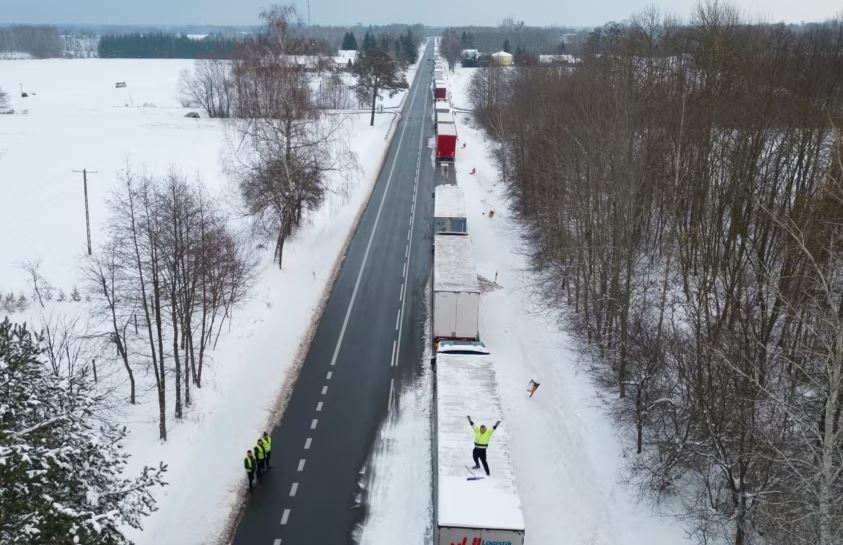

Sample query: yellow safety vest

[473,426,495,447]
[260,436,272,453]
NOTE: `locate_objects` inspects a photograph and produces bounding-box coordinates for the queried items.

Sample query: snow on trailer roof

[435,346,525,531]
[435,100,451,112]
[434,234,479,293]
[435,79,447,88]
[435,185,467,219]
[437,123,457,136]
[437,111,456,124]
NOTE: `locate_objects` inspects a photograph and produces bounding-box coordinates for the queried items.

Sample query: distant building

[491,51,513,66]
[333,49,358,70]
[538,54,580,65]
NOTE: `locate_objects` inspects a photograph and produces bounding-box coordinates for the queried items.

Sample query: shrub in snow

[2,292,15,314]
[0,319,167,544]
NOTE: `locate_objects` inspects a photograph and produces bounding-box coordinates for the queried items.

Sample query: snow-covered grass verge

[0,56,418,545]
[354,361,433,545]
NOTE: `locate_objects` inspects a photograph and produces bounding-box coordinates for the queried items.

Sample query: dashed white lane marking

[321,385,328,395]
[316,401,323,412]
[391,340,397,367]
[280,509,291,525]
[304,437,312,450]
[405,245,409,259]
[297,459,306,472]
[388,378,395,411]
[395,309,401,330]
[310,418,318,430]
[289,482,299,497]
[326,371,333,380]
[399,284,403,301]
[393,85,428,381]
[326,65,423,370]
[274,538,282,544]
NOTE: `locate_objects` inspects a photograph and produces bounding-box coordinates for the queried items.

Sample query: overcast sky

[1,0,839,27]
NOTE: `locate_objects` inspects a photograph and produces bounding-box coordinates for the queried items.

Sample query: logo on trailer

[449,539,512,545]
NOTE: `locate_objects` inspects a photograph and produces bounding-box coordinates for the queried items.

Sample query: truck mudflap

[438,527,525,545]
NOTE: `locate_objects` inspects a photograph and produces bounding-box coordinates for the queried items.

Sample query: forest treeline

[98,32,240,58]
[470,5,843,545]
[0,26,62,58]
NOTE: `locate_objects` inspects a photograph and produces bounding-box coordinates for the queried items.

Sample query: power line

[72,168,98,255]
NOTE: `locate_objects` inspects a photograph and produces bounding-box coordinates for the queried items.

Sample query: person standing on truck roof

[244,450,257,490]
[259,431,272,469]
[467,415,501,476]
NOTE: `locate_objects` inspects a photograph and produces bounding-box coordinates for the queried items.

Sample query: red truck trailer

[434,79,447,100]
[436,122,457,161]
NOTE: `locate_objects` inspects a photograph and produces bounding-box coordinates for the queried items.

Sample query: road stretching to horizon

[230,41,436,545]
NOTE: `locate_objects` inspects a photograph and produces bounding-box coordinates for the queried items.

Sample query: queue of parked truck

[432,50,458,162]
[429,41,527,544]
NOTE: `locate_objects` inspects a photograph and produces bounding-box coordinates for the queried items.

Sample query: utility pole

[72,168,98,255]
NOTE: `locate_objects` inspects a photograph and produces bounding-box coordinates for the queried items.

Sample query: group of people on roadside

[243,431,272,490]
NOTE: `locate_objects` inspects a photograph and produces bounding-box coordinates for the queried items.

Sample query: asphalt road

[230,42,437,545]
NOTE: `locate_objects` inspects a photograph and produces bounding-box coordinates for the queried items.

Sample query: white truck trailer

[434,234,479,341]
[433,341,526,545]
[435,185,467,235]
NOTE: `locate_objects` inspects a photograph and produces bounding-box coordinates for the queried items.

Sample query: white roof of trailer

[435,79,447,88]
[435,100,451,112]
[437,111,455,124]
[435,349,525,531]
[437,123,457,136]
[434,234,479,293]
[435,185,466,219]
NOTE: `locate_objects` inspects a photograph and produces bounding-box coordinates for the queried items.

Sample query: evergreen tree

[461,31,469,49]
[0,319,167,544]
[502,39,511,53]
[341,31,358,50]
[352,46,408,126]
[362,30,377,51]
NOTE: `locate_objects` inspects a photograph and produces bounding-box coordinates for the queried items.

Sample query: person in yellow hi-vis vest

[254,441,266,480]
[467,415,501,476]
[259,431,272,469]
[244,450,256,490]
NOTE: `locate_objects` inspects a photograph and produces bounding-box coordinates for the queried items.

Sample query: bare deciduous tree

[178,59,235,118]
[232,5,355,268]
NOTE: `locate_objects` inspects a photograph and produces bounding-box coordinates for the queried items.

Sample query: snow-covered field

[0,56,416,545]
[358,65,694,545]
